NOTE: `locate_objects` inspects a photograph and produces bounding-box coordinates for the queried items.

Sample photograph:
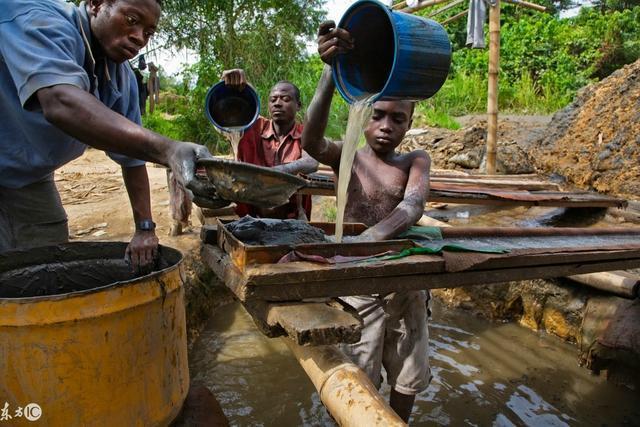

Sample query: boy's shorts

[339,290,431,395]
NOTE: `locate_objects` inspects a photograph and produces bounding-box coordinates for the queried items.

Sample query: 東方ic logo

[1,402,42,422]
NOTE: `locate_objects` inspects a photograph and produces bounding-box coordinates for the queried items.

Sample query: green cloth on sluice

[398,226,443,241]
[381,226,509,261]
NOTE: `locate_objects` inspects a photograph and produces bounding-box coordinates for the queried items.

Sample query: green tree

[157,0,326,149]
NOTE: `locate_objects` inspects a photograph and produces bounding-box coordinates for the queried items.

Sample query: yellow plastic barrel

[0,242,189,426]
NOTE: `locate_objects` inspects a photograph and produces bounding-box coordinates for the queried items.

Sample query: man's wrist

[136,219,156,231]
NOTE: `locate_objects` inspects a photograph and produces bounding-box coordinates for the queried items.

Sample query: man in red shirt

[221,69,318,220]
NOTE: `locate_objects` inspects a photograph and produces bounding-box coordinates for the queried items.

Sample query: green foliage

[147,3,640,143]
[322,202,337,223]
[427,5,640,120]
[142,110,182,141]
[156,0,326,151]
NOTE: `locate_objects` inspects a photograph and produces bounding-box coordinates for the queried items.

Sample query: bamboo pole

[401,0,454,13]
[399,0,544,14]
[393,1,408,9]
[283,340,406,427]
[441,9,469,24]
[486,0,501,174]
[429,0,465,17]
[503,0,546,11]
[568,271,640,299]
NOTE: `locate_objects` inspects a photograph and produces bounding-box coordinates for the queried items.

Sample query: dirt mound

[528,59,640,199]
[400,116,549,174]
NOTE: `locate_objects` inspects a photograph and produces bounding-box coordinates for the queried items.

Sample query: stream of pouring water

[225,130,244,161]
[334,96,375,242]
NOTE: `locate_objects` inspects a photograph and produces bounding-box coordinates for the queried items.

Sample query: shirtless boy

[301,21,432,423]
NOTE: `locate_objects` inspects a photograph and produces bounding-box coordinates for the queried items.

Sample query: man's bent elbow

[38,86,77,127]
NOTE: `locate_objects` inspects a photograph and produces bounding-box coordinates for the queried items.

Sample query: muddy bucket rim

[0,241,183,303]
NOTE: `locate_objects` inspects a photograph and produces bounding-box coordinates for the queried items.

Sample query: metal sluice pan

[197,158,307,208]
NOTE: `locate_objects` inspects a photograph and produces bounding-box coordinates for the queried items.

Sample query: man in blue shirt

[0,0,215,270]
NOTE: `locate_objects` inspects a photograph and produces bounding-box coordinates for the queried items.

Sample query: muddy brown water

[190,300,640,426]
[190,205,640,425]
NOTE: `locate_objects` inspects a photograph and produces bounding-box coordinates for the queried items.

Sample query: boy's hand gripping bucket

[332,0,452,103]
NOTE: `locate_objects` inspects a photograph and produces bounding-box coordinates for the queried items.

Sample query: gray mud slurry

[227,216,329,246]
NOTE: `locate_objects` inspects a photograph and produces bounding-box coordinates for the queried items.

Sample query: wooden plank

[242,254,445,286]
[238,245,640,286]
[201,245,362,345]
[453,248,640,272]
[243,258,640,301]
[203,242,640,302]
[201,244,248,299]
[428,191,625,208]
[440,226,640,238]
[270,300,362,345]
[298,185,625,208]
[303,174,560,191]
[239,299,363,346]
[431,178,560,190]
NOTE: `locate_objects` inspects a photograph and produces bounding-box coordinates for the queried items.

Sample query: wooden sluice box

[201,220,640,345]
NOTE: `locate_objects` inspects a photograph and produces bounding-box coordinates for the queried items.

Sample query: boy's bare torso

[340,148,418,227]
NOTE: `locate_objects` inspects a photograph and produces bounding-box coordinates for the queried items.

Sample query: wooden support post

[486,0,501,174]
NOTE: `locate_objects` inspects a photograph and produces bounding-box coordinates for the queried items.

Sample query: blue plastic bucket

[332,0,452,103]
[205,81,260,132]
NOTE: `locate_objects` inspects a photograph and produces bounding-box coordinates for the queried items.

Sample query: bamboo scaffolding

[393,1,408,9]
[503,0,546,12]
[486,0,500,174]
[398,0,545,176]
[441,9,469,24]
[401,0,454,13]
[429,0,465,17]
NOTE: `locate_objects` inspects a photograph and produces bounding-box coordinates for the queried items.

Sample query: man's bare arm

[37,84,213,194]
[360,152,431,241]
[121,165,159,271]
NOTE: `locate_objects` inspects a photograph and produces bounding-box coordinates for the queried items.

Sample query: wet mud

[0,242,181,298]
[227,216,329,246]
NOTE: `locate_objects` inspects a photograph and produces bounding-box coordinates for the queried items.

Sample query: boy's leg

[382,290,431,422]
[338,295,386,388]
[390,389,415,423]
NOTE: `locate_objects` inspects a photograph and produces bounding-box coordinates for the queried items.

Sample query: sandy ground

[55,148,201,254]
